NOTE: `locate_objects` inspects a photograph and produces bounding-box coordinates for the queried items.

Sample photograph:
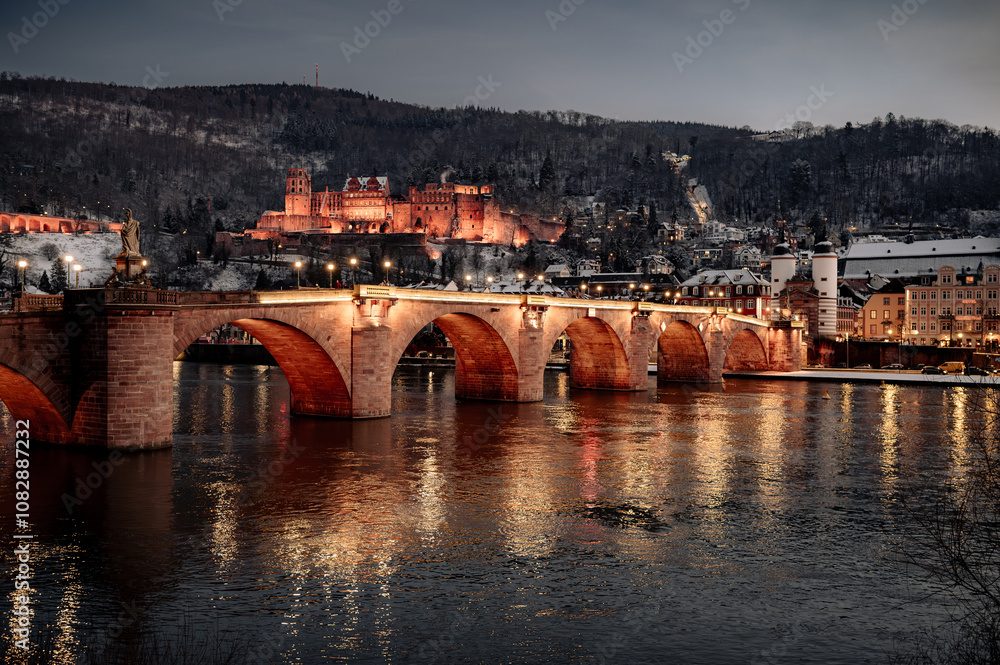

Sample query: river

[1,363,979,664]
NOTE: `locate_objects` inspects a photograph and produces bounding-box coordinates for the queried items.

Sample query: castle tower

[285,168,312,216]
[812,241,838,338]
[770,243,797,319]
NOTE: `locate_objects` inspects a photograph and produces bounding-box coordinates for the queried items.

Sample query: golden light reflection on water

[1,366,990,662]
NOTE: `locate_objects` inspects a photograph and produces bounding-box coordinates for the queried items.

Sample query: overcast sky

[2,0,998,130]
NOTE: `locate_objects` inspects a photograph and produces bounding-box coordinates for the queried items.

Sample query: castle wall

[258,170,562,247]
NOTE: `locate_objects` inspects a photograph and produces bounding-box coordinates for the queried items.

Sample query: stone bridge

[0,286,801,450]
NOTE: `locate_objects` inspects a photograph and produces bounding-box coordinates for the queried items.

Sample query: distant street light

[17,260,27,294]
[73,264,82,289]
[64,255,74,289]
[465,274,472,290]
[486,276,494,292]
[327,262,335,288]
[384,260,391,285]
[597,285,603,298]
[350,257,357,286]
[295,261,302,288]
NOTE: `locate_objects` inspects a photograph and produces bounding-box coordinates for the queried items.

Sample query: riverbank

[724,369,1000,387]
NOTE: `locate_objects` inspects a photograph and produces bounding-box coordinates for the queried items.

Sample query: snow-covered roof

[842,237,1000,279]
[680,269,767,287]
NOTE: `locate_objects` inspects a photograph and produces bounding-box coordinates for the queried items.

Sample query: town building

[841,238,1000,280]
[903,264,1000,348]
[676,269,770,318]
[856,279,907,341]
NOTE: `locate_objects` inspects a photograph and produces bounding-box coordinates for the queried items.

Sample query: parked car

[853,363,872,369]
[881,363,903,370]
[938,361,966,374]
[964,366,988,376]
[806,363,826,369]
[921,365,944,375]
[835,362,848,368]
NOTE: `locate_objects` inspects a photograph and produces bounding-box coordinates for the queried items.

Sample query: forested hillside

[1,73,998,249]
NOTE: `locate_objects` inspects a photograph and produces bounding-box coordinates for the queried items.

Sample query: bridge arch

[724,328,769,371]
[556,316,632,390]
[0,362,72,444]
[174,312,352,418]
[657,320,711,383]
[390,305,521,402]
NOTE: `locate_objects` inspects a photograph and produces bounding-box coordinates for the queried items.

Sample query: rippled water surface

[1,364,980,663]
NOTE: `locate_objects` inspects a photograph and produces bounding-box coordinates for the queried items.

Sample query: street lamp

[465,274,472,290]
[327,263,335,288]
[350,257,357,286]
[294,261,302,288]
[486,276,493,292]
[73,264,82,289]
[597,285,603,298]
[383,260,391,285]
[517,273,524,294]
[17,260,27,294]
[643,284,650,301]
[64,255,74,289]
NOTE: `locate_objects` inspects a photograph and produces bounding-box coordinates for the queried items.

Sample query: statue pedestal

[108,253,151,287]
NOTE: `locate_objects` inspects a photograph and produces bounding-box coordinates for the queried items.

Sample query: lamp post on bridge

[294,261,302,288]
[64,255,74,290]
[73,264,82,289]
[327,263,335,289]
[350,257,357,286]
[17,260,27,295]
[383,260,392,285]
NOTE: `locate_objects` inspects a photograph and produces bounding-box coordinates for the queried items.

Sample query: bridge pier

[767,324,803,371]
[74,303,176,451]
[351,325,393,418]
[517,328,547,402]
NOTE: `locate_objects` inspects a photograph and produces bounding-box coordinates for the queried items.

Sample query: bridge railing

[12,293,64,312]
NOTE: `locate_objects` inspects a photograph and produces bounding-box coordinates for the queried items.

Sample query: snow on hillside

[3,232,121,292]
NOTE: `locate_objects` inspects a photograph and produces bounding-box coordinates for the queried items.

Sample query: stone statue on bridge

[119,208,140,256]
[106,207,152,288]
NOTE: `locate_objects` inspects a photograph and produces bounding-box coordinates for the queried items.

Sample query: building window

[692,287,699,296]
[899,297,905,305]
[884,310,890,320]
[870,324,877,335]
[930,308,936,316]
[736,300,743,309]
[920,322,926,331]
[898,310,905,320]
[931,292,936,299]
[911,307,918,316]
[870,310,877,319]
[990,273,998,283]
[920,291,927,300]
[931,323,936,331]
[911,322,918,331]
[943,275,952,284]
[736,286,743,295]
[883,297,890,305]
[943,291,951,299]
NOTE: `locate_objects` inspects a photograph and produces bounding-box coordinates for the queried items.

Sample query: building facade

[256,169,564,246]
[677,269,770,318]
[903,264,1000,348]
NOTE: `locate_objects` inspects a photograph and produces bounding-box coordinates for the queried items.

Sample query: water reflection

[0,365,984,664]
